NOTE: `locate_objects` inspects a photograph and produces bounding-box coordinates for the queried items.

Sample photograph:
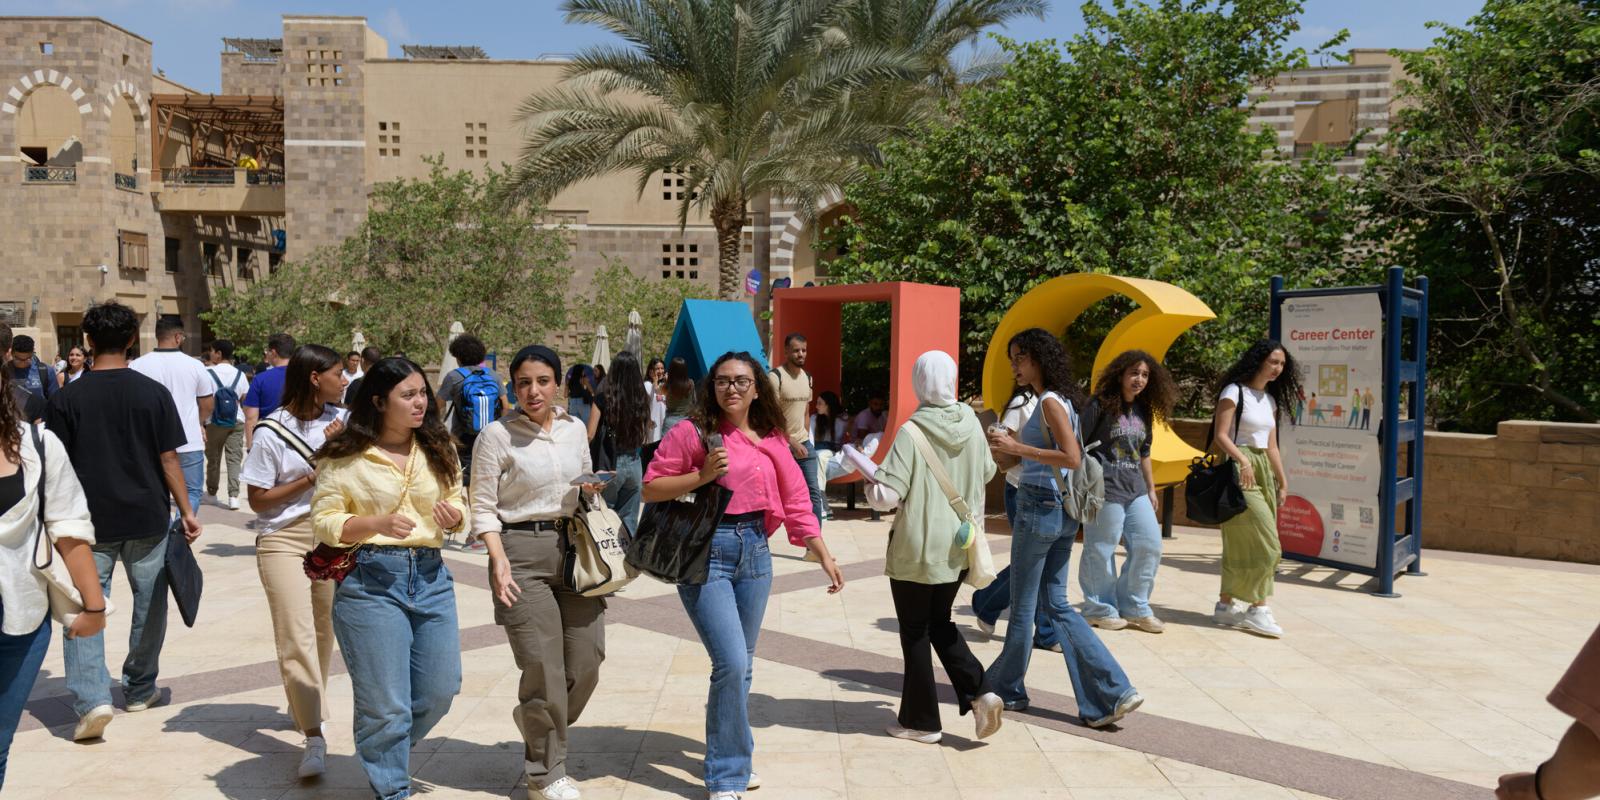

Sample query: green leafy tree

[831,0,1048,100]
[1364,0,1599,427]
[827,0,1363,404]
[205,159,572,366]
[572,260,713,365]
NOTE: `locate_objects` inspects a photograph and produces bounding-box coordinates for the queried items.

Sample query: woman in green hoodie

[866,351,1005,745]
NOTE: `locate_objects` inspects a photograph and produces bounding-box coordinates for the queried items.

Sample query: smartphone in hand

[569,473,615,486]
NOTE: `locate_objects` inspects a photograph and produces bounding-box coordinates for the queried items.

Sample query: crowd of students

[6,303,1590,800]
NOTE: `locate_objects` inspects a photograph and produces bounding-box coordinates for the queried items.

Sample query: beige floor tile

[947,750,1068,789]
[1052,751,1172,789]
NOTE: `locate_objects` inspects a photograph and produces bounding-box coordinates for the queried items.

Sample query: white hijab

[912,350,958,407]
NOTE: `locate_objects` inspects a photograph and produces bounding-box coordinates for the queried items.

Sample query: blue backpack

[208,368,242,426]
[454,366,501,436]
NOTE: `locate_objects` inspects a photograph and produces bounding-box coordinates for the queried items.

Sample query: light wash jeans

[177,450,204,517]
[603,450,643,533]
[793,442,823,528]
[0,608,50,789]
[1078,494,1163,620]
[984,484,1135,723]
[676,520,772,794]
[64,532,169,715]
[332,546,462,800]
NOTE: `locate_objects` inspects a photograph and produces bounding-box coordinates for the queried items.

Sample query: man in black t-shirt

[45,301,202,742]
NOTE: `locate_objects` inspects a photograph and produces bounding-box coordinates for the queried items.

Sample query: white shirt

[342,368,364,384]
[131,349,215,453]
[239,406,348,535]
[1219,384,1277,449]
[1000,393,1039,487]
[204,362,250,414]
[646,380,667,444]
[469,408,591,534]
[0,424,95,635]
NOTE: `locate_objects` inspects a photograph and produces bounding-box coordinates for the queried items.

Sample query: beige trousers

[256,516,336,731]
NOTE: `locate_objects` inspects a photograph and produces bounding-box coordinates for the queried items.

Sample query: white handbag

[27,423,115,627]
[567,492,638,597]
[901,422,996,590]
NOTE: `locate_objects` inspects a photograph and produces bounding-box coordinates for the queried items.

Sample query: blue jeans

[1079,495,1163,620]
[332,547,462,800]
[177,450,204,516]
[984,484,1135,723]
[970,485,1059,649]
[603,450,643,533]
[0,608,50,789]
[64,533,169,715]
[793,442,823,528]
[676,521,773,793]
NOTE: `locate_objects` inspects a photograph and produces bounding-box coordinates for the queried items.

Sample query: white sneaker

[885,724,942,744]
[747,771,761,790]
[1086,616,1128,631]
[297,736,327,778]
[537,776,581,800]
[1239,605,1284,638]
[972,692,1003,740]
[1086,690,1144,729]
[1047,642,1064,653]
[228,496,240,510]
[125,689,163,712]
[1212,601,1243,627]
[72,704,113,741]
[708,792,742,800]
[975,618,996,639]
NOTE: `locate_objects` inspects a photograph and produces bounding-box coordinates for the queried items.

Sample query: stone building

[1247,49,1413,176]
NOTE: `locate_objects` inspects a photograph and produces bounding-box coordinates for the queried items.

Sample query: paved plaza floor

[8,497,1594,799]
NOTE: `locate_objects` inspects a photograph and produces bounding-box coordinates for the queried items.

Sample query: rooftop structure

[401,44,487,60]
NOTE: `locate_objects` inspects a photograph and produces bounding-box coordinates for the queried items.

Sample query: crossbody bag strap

[255,417,317,466]
[28,423,53,571]
[902,422,973,521]
[1039,395,1078,499]
[1202,384,1247,454]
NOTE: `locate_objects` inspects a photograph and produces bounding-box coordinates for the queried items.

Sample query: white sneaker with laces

[885,724,942,744]
[747,771,761,789]
[125,689,163,712]
[1086,690,1144,729]
[1239,605,1284,638]
[72,704,113,741]
[297,736,327,778]
[975,618,996,639]
[1212,600,1243,627]
[537,776,581,800]
[972,692,1003,740]
[708,792,742,800]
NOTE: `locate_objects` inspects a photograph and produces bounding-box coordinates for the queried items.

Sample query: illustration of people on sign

[1295,387,1306,425]
[1309,393,1326,424]
[1361,387,1374,430]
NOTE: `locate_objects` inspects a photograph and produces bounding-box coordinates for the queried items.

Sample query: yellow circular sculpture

[983,274,1216,486]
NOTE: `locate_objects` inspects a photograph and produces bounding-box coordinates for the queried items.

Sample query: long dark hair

[566,364,594,402]
[697,351,788,438]
[0,364,20,463]
[601,351,650,451]
[1092,349,1177,425]
[816,390,844,441]
[1007,328,1085,409]
[281,344,342,421]
[665,357,694,406]
[318,357,459,487]
[1215,339,1303,418]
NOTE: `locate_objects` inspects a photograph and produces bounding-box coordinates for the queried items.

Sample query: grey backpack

[1041,395,1105,524]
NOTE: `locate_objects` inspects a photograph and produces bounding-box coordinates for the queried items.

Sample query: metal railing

[115,172,138,191]
[246,170,284,186]
[156,167,285,186]
[24,165,75,183]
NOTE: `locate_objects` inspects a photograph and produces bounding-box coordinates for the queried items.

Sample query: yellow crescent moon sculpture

[983,274,1216,485]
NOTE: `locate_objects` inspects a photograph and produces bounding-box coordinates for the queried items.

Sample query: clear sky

[6,0,1479,94]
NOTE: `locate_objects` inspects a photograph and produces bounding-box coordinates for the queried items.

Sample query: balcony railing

[24,165,76,183]
[156,167,285,186]
[115,172,138,191]
[245,170,284,186]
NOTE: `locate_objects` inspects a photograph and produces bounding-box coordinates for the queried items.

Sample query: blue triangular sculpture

[664,299,769,380]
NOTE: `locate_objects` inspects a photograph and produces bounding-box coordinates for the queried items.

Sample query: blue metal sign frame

[1270,266,1429,597]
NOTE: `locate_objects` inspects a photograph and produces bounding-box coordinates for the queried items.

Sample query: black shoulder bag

[1183,385,1249,525]
[624,426,732,585]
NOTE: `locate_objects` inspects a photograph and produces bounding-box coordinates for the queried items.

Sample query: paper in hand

[842,444,878,482]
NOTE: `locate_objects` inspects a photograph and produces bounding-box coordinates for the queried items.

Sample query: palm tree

[829,0,1047,101]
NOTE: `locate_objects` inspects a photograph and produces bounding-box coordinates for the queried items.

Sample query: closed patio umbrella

[592,325,611,369]
[625,309,643,356]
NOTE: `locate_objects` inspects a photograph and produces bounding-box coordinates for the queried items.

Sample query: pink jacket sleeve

[643,420,703,483]
[767,433,820,546]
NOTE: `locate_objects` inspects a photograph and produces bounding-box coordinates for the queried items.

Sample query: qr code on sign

[1360,507,1374,525]
[1331,503,1345,522]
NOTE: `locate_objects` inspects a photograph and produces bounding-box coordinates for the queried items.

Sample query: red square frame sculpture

[769,281,962,483]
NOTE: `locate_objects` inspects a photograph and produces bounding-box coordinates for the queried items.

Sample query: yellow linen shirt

[311,440,467,549]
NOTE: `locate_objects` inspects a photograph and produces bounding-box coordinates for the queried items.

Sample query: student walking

[983,328,1141,728]
[1077,350,1178,634]
[471,345,607,800]
[344,346,380,407]
[645,358,667,443]
[660,358,696,436]
[643,351,844,800]
[595,351,651,531]
[7,336,56,418]
[46,301,201,740]
[131,317,215,516]
[311,358,466,800]
[435,334,505,551]
[768,333,822,527]
[1,327,46,423]
[202,340,250,509]
[56,344,88,388]
[863,351,1004,744]
[1211,340,1299,639]
[239,344,349,779]
[0,370,104,789]
[243,333,296,427]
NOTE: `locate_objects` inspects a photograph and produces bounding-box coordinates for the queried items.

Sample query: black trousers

[890,577,989,732]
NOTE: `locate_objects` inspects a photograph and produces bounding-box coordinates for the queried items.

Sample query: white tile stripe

[285,139,367,147]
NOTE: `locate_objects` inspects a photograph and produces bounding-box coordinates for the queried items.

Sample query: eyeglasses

[713,376,755,392]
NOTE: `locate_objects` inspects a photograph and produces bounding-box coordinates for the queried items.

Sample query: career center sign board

[1277,295,1384,570]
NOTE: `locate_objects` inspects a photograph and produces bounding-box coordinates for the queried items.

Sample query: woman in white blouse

[471,345,607,800]
[0,377,103,788]
[237,344,348,778]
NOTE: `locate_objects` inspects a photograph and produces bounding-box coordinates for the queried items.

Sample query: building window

[164,237,181,273]
[269,252,282,274]
[203,242,219,274]
[379,135,388,143]
[237,247,253,277]
[391,135,399,143]
[118,230,149,270]
[378,121,387,131]
[392,148,400,157]
[478,150,487,158]
[40,42,53,55]
[379,148,388,157]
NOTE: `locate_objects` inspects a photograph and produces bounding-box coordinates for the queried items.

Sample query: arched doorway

[15,84,83,180]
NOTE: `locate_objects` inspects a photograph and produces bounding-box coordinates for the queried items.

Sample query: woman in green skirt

[1210,340,1300,638]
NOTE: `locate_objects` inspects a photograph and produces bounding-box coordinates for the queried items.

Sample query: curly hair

[1215,339,1303,419]
[0,359,20,464]
[1092,350,1177,425]
[1006,328,1086,408]
[317,357,460,487]
[697,351,788,437]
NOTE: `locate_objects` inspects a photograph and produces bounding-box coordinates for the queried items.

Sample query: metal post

[1375,267,1404,597]
[1269,276,1285,340]
[1161,485,1175,538]
[1408,275,1429,576]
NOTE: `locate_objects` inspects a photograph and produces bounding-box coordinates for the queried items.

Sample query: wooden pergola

[150,94,284,170]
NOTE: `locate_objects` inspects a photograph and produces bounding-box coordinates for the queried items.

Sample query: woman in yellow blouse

[311,357,466,800]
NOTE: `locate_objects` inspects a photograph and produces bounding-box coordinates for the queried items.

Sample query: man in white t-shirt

[131,317,214,516]
[200,339,251,509]
[341,350,364,384]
